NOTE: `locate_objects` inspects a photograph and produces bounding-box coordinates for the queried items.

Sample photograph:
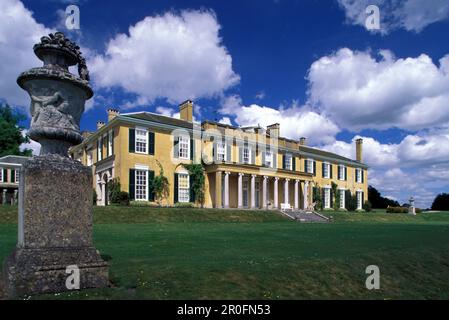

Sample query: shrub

[117,191,130,206]
[386,206,408,214]
[363,200,372,212]
[152,160,170,205]
[93,189,97,205]
[345,191,357,212]
[108,178,122,204]
[174,202,194,208]
[313,187,322,210]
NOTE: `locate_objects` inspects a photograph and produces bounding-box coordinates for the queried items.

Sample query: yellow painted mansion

[70,101,368,210]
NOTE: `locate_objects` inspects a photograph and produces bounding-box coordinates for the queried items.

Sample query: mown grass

[1,205,449,299]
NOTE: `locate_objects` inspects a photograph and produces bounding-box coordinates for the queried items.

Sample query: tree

[368,185,400,208]
[181,163,205,207]
[152,160,170,205]
[0,104,32,157]
[431,193,449,211]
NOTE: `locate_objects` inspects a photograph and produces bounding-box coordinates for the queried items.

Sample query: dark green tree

[431,193,449,211]
[0,104,32,157]
[368,185,400,208]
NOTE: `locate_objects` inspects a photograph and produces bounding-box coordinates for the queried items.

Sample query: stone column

[304,181,309,210]
[238,173,243,208]
[274,177,279,209]
[2,189,7,206]
[284,178,290,205]
[294,180,299,209]
[215,171,222,208]
[224,171,230,208]
[262,176,268,209]
[250,174,256,209]
[13,190,19,206]
[3,32,108,297]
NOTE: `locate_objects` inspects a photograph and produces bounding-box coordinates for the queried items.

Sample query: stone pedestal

[409,206,416,215]
[3,155,108,297]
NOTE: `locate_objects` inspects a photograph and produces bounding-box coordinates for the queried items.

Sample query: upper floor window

[284,154,292,170]
[338,165,346,180]
[178,173,190,202]
[87,151,93,167]
[108,130,113,156]
[217,141,226,162]
[135,128,148,154]
[306,159,314,174]
[243,145,251,164]
[356,168,363,183]
[0,168,3,182]
[265,150,273,168]
[179,136,190,159]
[97,138,102,161]
[14,170,19,183]
[323,162,331,179]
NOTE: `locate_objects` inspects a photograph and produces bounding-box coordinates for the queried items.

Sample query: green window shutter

[362,191,365,205]
[213,141,217,162]
[361,170,365,183]
[282,155,286,169]
[111,130,114,156]
[322,162,325,178]
[355,169,357,182]
[3,169,7,182]
[313,161,316,176]
[251,147,256,165]
[330,164,333,179]
[105,133,109,157]
[189,175,195,203]
[238,147,243,163]
[262,151,266,166]
[345,167,347,181]
[174,173,179,203]
[129,169,136,200]
[273,153,277,169]
[148,132,155,155]
[100,139,103,160]
[226,142,231,162]
[292,157,296,171]
[129,128,135,153]
[190,138,194,160]
[173,137,179,158]
[148,170,155,201]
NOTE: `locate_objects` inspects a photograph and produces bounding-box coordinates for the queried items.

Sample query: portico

[206,163,313,210]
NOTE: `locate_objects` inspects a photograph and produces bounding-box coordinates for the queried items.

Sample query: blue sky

[2,0,449,207]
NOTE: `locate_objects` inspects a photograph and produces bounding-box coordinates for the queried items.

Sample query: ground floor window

[324,187,331,209]
[339,189,345,209]
[242,179,249,207]
[135,170,148,201]
[357,191,362,210]
[178,173,190,203]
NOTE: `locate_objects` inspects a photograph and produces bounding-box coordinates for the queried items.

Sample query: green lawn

[1,205,449,299]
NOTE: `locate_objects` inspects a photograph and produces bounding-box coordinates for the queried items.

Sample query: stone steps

[280,210,331,223]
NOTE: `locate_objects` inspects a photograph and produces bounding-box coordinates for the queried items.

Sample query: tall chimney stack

[299,137,307,146]
[356,138,363,162]
[179,100,193,122]
[107,108,120,122]
[267,123,280,137]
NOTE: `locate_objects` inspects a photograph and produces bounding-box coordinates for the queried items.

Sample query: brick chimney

[299,137,307,146]
[355,138,363,162]
[179,100,193,122]
[96,121,105,130]
[107,108,120,122]
[267,123,280,137]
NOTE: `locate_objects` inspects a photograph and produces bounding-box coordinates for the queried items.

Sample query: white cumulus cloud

[90,10,240,107]
[307,48,449,131]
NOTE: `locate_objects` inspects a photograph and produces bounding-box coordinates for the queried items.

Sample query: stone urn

[17,32,93,155]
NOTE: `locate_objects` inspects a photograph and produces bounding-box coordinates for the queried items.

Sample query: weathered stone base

[3,246,108,298]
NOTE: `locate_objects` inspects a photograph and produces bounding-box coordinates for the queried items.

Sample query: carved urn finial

[17,32,93,156]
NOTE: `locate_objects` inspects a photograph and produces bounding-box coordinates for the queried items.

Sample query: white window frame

[357,190,363,210]
[338,165,346,180]
[217,141,226,162]
[243,146,251,164]
[178,173,190,203]
[135,169,148,201]
[306,159,314,174]
[135,128,148,154]
[324,187,331,209]
[178,136,190,160]
[356,169,362,183]
[285,154,292,170]
[0,168,3,182]
[97,138,102,161]
[265,150,273,168]
[87,151,93,167]
[14,170,19,183]
[108,130,113,156]
[323,162,330,179]
[339,189,345,209]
